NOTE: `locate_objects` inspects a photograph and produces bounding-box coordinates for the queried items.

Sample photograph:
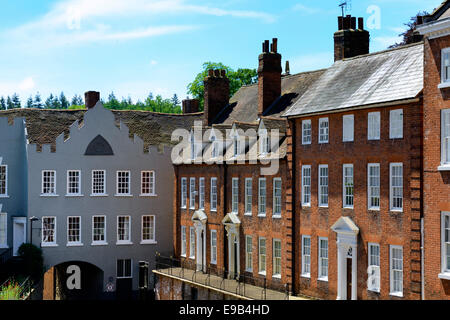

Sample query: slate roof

[0,108,202,152]
[214,69,326,124]
[283,42,424,118]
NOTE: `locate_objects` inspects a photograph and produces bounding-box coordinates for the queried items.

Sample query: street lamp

[29,216,39,246]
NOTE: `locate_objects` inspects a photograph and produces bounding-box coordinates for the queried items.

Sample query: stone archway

[43,261,104,300]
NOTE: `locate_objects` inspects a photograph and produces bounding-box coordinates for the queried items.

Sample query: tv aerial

[339,0,352,17]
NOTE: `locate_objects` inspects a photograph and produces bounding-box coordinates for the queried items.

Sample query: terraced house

[0,92,201,299]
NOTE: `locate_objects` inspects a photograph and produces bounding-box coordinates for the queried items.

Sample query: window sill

[140,194,157,197]
[438,82,450,89]
[116,241,133,245]
[91,242,108,246]
[257,214,266,218]
[211,261,217,265]
[245,269,253,273]
[181,206,187,210]
[272,274,281,279]
[368,207,380,212]
[140,240,157,245]
[389,292,403,298]
[258,271,267,276]
[40,194,59,197]
[302,205,311,208]
[390,209,403,214]
[65,194,84,197]
[302,142,311,146]
[438,272,450,280]
[0,245,9,249]
[272,215,282,219]
[368,288,381,294]
[90,194,109,197]
[389,137,403,140]
[41,243,58,247]
[67,243,83,247]
[0,195,9,198]
[343,140,354,143]
[301,274,311,279]
[181,254,186,258]
[244,213,252,217]
[438,165,450,171]
[211,209,217,213]
[319,205,329,209]
[318,141,329,144]
[114,194,133,197]
[317,277,328,282]
[189,256,195,260]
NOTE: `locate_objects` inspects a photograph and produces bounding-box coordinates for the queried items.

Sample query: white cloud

[150,60,158,66]
[19,77,35,91]
[292,4,321,15]
[372,35,403,50]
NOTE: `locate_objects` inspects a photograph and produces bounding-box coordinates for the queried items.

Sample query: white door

[13,218,26,256]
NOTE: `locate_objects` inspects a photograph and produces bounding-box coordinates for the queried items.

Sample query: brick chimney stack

[182,99,200,114]
[204,69,230,126]
[85,91,100,109]
[334,15,370,61]
[258,38,282,117]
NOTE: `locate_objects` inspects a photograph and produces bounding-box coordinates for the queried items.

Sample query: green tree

[389,11,429,48]
[71,94,83,106]
[33,93,43,108]
[11,93,21,109]
[59,92,69,109]
[0,97,5,110]
[26,96,34,108]
[105,92,120,109]
[6,96,13,110]
[187,62,257,110]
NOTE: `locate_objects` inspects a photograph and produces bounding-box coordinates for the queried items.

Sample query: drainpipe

[421,217,425,300]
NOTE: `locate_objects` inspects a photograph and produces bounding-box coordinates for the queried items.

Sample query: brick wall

[423,35,450,299]
[291,103,422,300]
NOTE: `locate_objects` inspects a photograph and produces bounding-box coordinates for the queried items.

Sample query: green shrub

[0,281,20,300]
[18,244,44,280]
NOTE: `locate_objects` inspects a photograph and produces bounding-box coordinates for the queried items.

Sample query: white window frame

[318,237,328,281]
[441,109,450,168]
[342,114,354,142]
[302,120,312,145]
[199,177,205,209]
[368,163,380,210]
[67,216,82,246]
[318,165,328,207]
[116,170,131,196]
[189,178,196,209]
[441,47,450,84]
[0,165,8,197]
[0,213,7,248]
[141,215,156,244]
[66,170,82,196]
[91,170,106,196]
[368,243,381,293]
[189,227,195,259]
[181,226,187,257]
[343,164,354,209]
[181,177,187,209]
[41,170,57,196]
[390,163,403,212]
[116,215,132,245]
[301,235,311,278]
[245,235,253,272]
[116,259,132,279]
[368,112,381,140]
[140,171,156,196]
[244,178,252,215]
[41,216,57,247]
[389,109,403,139]
[258,237,266,275]
[258,178,267,217]
[441,212,450,275]
[210,230,217,264]
[273,239,282,279]
[302,165,311,207]
[273,178,282,218]
[319,118,329,144]
[92,215,107,245]
[232,178,239,213]
[390,245,403,297]
[210,178,217,212]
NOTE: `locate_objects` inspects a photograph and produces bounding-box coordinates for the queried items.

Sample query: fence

[154,253,290,300]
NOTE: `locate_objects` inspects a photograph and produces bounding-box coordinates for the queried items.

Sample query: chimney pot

[208,69,214,77]
[264,40,270,53]
[417,15,423,25]
[220,69,226,77]
[272,38,278,53]
[351,17,356,29]
[214,69,220,77]
[358,17,364,30]
[285,61,290,75]
[338,16,344,30]
[85,91,100,109]
[182,99,199,114]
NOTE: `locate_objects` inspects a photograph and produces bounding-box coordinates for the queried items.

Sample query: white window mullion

[390,245,403,297]
[390,163,403,212]
[319,165,328,207]
[343,114,354,142]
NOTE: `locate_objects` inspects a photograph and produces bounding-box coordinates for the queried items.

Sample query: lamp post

[29,216,39,246]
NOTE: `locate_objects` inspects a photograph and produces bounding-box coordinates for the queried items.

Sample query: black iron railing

[154,252,290,300]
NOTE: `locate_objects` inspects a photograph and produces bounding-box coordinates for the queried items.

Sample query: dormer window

[233,136,240,158]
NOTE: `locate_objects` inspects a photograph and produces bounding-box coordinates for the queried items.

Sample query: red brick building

[417,0,450,300]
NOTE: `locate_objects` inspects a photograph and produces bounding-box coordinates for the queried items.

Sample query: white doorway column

[222,213,241,280]
[191,210,207,273]
[331,217,359,301]
[13,217,27,256]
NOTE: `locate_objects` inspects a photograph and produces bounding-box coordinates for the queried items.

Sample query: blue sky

[0,0,442,105]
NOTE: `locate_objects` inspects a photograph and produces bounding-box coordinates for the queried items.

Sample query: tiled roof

[283,42,424,117]
[0,108,202,152]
